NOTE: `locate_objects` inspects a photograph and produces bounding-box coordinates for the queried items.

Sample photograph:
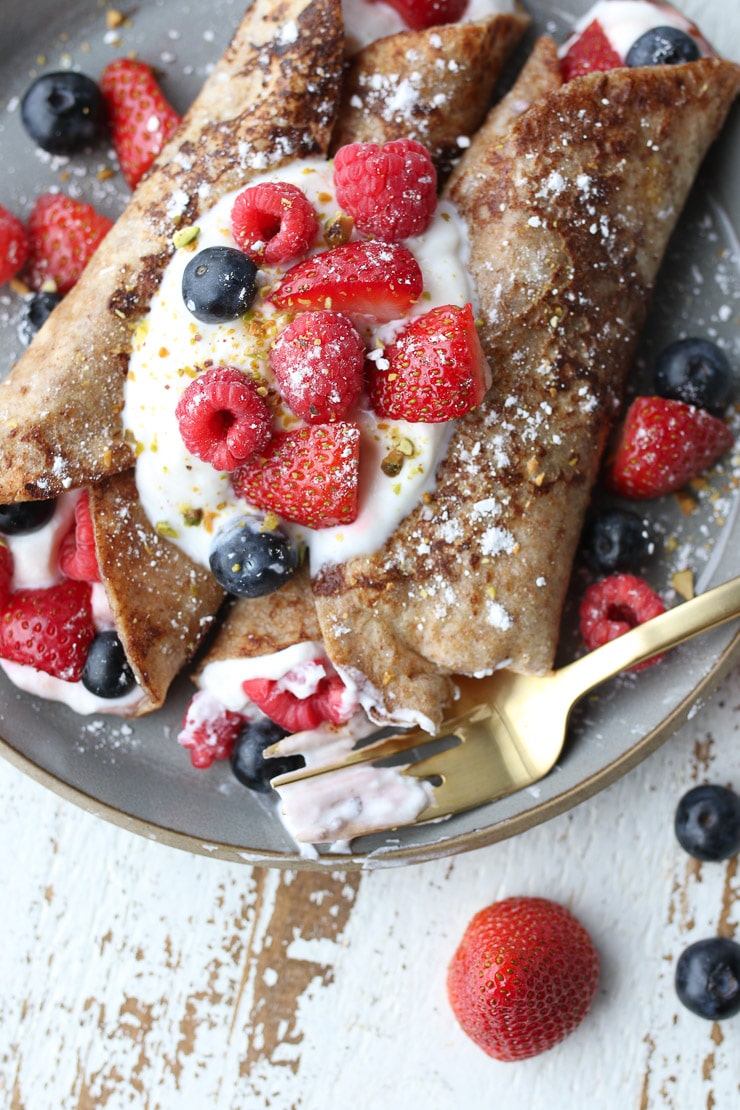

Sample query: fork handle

[557,575,740,698]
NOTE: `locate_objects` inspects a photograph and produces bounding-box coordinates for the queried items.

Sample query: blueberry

[582,508,653,573]
[21,71,107,155]
[182,246,258,323]
[0,499,56,534]
[654,337,734,414]
[230,717,303,793]
[626,27,701,68]
[81,631,137,699]
[209,515,300,598]
[675,937,740,1020]
[20,290,63,344]
[674,784,740,861]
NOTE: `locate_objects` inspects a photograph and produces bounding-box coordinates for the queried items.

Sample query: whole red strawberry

[0,578,94,682]
[0,204,29,285]
[561,19,623,82]
[100,58,181,188]
[379,0,467,31]
[334,139,437,242]
[447,896,600,1062]
[605,395,734,499]
[368,302,489,421]
[25,193,112,293]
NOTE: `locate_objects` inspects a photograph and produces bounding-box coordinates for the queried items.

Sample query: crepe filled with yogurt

[311,31,740,730]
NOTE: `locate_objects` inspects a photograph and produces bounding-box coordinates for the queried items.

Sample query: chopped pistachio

[173,225,200,250]
[381,449,405,477]
[156,521,179,539]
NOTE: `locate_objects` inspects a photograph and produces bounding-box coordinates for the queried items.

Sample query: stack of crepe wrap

[199,32,740,730]
[0,0,529,713]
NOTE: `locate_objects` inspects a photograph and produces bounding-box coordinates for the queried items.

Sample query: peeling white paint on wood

[1,662,739,1109]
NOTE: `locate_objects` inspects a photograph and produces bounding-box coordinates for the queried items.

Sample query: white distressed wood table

[1,657,739,1109]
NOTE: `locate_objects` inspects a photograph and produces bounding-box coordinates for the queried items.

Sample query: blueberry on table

[626,27,701,68]
[81,631,137,698]
[21,71,107,155]
[674,783,740,861]
[230,718,303,794]
[675,937,740,1020]
[654,337,734,414]
[0,499,56,534]
[209,515,300,598]
[582,508,653,573]
[20,290,63,343]
[182,245,258,323]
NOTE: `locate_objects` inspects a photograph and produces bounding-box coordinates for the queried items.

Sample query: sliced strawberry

[242,669,352,732]
[561,20,623,82]
[0,204,29,286]
[269,310,365,424]
[604,396,734,500]
[177,690,247,769]
[0,578,94,682]
[59,491,101,583]
[232,423,361,530]
[368,302,489,421]
[25,193,112,294]
[100,58,181,189]
[270,240,423,322]
[378,0,467,31]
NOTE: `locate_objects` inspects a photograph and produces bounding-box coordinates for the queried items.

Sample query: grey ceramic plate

[0,0,738,870]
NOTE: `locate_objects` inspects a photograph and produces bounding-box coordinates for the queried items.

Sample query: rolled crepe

[330,10,529,175]
[311,47,740,729]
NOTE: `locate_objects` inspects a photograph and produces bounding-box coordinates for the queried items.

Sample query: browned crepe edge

[312,53,740,730]
[330,12,530,177]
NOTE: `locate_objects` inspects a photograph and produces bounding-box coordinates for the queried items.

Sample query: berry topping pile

[447,896,600,1061]
[231,181,320,265]
[100,58,181,189]
[333,139,437,242]
[560,14,705,82]
[561,20,623,82]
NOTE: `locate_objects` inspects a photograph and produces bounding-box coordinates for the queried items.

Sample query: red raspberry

[579,573,666,671]
[175,366,273,472]
[379,0,467,32]
[561,20,623,82]
[231,182,319,265]
[233,423,361,530]
[333,139,438,242]
[242,667,352,732]
[59,491,101,583]
[25,193,113,293]
[0,204,29,285]
[269,310,365,423]
[0,578,94,682]
[368,302,489,421]
[177,690,247,769]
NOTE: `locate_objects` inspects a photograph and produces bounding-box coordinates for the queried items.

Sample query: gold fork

[270,576,740,830]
